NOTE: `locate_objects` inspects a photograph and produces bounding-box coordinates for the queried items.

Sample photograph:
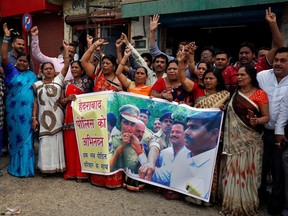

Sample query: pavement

[0,151,271,216]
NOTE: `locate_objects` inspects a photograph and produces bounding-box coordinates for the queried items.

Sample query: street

[0,153,270,216]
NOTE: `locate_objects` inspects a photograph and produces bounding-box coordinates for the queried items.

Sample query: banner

[72,91,223,202]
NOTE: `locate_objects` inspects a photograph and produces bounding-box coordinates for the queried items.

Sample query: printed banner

[72,91,223,202]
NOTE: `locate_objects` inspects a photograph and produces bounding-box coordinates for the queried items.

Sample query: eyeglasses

[201,53,212,58]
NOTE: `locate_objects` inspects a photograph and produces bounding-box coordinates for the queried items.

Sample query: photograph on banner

[72,91,223,202]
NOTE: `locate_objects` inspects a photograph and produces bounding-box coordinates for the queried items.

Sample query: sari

[220,90,267,215]
[90,70,123,188]
[92,69,120,92]
[4,63,38,177]
[63,75,92,180]
[34,74,66,174]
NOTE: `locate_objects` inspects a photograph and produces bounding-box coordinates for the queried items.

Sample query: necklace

[204,89,217,96]
[240,87,254,93]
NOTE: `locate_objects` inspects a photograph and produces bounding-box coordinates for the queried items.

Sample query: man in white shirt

[149,111,221,200]
[257,47,288,215]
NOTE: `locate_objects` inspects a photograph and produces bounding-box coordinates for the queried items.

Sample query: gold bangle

[188,62,195,65]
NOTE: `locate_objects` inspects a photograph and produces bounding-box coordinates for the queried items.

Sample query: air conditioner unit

[134,37,148,54]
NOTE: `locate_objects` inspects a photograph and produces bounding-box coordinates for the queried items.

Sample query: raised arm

[1,23,11,67]
[177,51,195,92]
[187,42,197,76]
[149,15,174,61]
[121,33,150,70]
[115,48,132,89]
[149,15,160,48]
[60,40,70,77]
[265,7,284,64]
[30,26,54,63]
[81,39,104,78]
[86,34,94,64]
[115,36,130,74]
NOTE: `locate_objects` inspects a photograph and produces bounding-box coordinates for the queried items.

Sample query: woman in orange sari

[116,48,151,96]
[81,38,123,188]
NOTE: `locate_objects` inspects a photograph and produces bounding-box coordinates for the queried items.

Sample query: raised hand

[93,38,105,47]
[120,32,129,45]
[115,38,123,49]
[176,50,185,64]
[188,41,197,55]
[3,23,12,37]
[123,48,132,58]
[265,7,277,24]
[30,26,39,36]
[86,34,93,45]
[150,14,160,31]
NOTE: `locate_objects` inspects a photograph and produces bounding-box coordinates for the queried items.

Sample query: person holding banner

[150,59,193,106]
[81,39,123,188]
[81,38,122,93]
[1,23,38,177]
[220,64,269,215]
[59,60,93,182]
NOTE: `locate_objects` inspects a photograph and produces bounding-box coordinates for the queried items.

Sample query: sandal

[163,190,182,200]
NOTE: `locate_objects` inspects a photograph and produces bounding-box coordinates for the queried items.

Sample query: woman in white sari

[32,41,70,176]
[220,64,269,215]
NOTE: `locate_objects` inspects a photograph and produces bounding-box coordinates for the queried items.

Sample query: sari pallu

[63,77,92,180]
[93,69,120,92]
[220,91,264,216]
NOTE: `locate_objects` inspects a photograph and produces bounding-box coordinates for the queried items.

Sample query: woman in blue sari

[1,23,38,177]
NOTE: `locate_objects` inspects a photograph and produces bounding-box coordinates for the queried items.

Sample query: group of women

[1,21,270,215]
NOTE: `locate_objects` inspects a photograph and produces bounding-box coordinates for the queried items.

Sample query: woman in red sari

[60,61,92,182]
[81,38,123,188]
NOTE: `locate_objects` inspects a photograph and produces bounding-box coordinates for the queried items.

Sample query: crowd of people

[0,6,288,216]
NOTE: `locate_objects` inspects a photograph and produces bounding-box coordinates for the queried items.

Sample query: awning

[121,0,288,18]
[1,0,62,18]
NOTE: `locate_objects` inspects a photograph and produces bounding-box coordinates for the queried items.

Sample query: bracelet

[32,117,37,119]
[3,36,11,40]
[178,66,186,70]
[188,62,195,66]
[3,36,11,43]
[120,63,125,66]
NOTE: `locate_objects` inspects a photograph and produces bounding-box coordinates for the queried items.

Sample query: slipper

[5,207,21,215]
